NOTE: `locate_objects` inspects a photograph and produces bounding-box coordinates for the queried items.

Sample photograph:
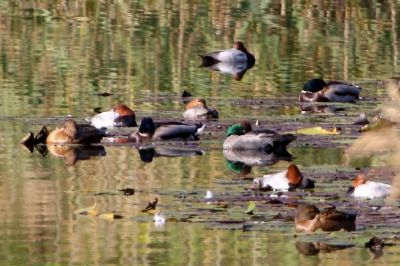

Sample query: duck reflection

[295,241,354,256]
[201,61,254,81]
[137,145,204,163]
[300,103,344,114]
[22,141,106,166]
[224,149,292,176]
[47,144,106,165]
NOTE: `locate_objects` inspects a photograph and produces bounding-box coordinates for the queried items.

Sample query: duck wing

[272,134,296,155]
[76,125,106,143]
[223,133,273,151]
[152,124,201,140]
[183,107,218,120]
[90,110,119,128]
[326,82,361,97]
[114,115,137,127]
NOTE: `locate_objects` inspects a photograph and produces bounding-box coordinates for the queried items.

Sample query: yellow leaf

[293,126,340,135]
[98,213,116,221]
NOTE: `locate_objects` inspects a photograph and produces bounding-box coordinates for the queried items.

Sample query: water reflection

[224,149,292,167]
[300,103,345,115]
[28,144,107,166]
[200,61,254,81]
[295,241,354,256]
[137,145,204,163]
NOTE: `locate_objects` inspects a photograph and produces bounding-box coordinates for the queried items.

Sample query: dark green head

[226,121,252,137]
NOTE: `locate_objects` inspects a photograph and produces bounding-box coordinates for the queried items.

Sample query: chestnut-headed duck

[347,174,391,199]
[253,164,315,191]
[223,121,295,153]
[129,117,205,143]
[200,41,255,68]
[295,204,356,233]
[183,98,218,120]
[90,104,137,128]
[299,78,361,103]
[47,119,105,144]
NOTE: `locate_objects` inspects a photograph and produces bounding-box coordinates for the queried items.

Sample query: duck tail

[199,55,220,67]
[272,134,296,155]
[195,124,206,135]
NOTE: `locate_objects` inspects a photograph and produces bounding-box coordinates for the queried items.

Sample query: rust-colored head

[186,98,207,109]
[233,41,247,52]
[287,164,302,185]
[351,174,367,188]
[113,104,135,116]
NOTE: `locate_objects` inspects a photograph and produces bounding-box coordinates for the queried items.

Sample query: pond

[1,1,400,265]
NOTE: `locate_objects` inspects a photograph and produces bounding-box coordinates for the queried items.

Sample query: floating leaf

[98,213,123,221]
[245,201,256,215]
[292,126,340,135]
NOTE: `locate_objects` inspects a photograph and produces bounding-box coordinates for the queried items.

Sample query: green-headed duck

[223,121,295,153]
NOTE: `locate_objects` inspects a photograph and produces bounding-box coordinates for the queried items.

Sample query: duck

[299,78,361,103]
[90,104,137,128]
[199,41,255,68]
[182,98,218,120]
[253,164,315,191]
[347,174,391,199]
[223,121,295,154]
[46,119,106,144]
[295,204,356,232]
[129,117,205,143]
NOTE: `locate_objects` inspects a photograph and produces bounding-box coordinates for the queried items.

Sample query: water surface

[1,1,400,265]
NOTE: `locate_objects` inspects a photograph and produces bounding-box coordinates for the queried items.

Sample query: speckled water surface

[1,1,400,265]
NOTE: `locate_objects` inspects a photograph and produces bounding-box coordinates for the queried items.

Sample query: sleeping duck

[299,78,361,103]
[223,121,295,154]
[129,117,205,143]
[183,98,218,120]
[295,204,356,232]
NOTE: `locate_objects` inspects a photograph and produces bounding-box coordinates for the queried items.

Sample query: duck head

[233,41,255,68]
[347,174,367,195]
[113,104,135,116]
[287,164,315,190]
[186,98,207,109]
[234,41,248,53]
[113,104,137,127]
[226,121,252,137]
[303,79,327,93]
[138,117,156,136]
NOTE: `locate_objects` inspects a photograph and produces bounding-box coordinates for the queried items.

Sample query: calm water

[1,1,400,265]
